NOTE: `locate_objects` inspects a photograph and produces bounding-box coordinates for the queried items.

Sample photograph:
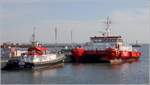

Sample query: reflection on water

[1,44,149,84]
[32,68,57,78]
[1,62,149,84]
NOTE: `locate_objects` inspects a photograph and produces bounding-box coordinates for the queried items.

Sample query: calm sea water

[1,44,149,84]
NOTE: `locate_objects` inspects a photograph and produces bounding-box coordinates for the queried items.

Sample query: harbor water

[1,44,149,84]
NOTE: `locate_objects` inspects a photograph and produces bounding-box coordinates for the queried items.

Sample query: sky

[0,0,149,44]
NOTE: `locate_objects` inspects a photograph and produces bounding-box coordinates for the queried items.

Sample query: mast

[32,27,36,46]
[105,16,111,36]
[32,27,36,42]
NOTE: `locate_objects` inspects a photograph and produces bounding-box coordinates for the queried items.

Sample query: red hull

[71,48,141,63]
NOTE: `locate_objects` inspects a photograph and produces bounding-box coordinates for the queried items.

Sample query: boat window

[41,50,46,55]
[28,50,36,55]
[32,50,36,53]
[92,38,123,43]
[36,50,43,55]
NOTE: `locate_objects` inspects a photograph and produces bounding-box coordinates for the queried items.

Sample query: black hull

[68,55,110,63]
[69,54,139,64]
[2,58,64,70]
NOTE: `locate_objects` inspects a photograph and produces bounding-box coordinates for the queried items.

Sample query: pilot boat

[2,29,65,70]
[2,42,65,70]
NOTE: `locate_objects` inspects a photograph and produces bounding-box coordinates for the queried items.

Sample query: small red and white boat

[71,17,141,64]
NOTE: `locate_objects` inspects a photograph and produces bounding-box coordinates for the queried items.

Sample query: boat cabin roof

[28,47,48,51]
[90,36,123,43]
[90,36,122,39]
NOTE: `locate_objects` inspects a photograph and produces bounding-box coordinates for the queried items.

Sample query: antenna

[105,16,111,36]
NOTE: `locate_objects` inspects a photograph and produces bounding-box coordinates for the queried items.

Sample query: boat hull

[71,48,141,64]
[2,57,65,70]
[71,54,140,64]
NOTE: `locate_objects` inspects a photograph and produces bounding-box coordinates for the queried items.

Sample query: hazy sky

[0,0,149,44]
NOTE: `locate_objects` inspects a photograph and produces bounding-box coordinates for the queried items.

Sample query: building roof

[28,46,48,51]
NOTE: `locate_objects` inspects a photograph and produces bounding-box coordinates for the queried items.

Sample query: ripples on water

[1,44,149,84]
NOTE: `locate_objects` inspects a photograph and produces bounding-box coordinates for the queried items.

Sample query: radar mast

[105,16,111,36]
